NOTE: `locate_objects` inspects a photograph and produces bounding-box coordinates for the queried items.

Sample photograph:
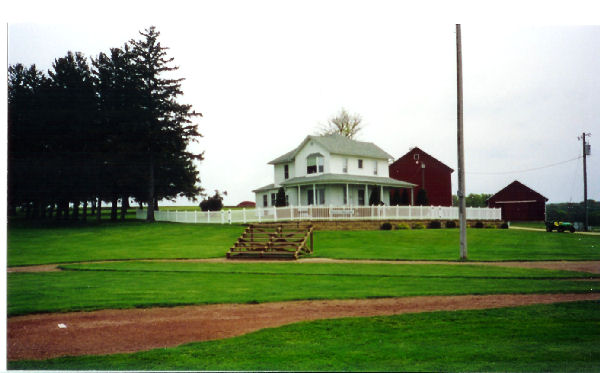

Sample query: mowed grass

[314,228,600,261]
[10,301,600,372]
[8,221,600,266]
[8,262,597,316]
[7,220,244,266]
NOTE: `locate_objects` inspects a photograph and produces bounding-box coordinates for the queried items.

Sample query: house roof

[252,183,276,193]
[487,180,549,203]
[280,173,416,188]
[269,134,394,164]
[391,147,454,173]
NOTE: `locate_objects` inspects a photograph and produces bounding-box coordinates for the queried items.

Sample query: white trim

[493,200,537,204]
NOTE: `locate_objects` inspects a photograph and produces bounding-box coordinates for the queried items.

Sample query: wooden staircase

[227,222,314,260]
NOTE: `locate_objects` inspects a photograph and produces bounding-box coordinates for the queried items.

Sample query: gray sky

[5,1,600,205]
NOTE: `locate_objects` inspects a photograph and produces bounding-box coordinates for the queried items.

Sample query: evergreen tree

[275,187,287,207]
[416,189,429,206]
[129,26,203,222]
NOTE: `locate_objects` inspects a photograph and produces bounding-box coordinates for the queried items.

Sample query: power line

[467,155,582,175]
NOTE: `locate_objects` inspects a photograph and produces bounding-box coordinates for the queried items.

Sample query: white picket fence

[136,205,501,224]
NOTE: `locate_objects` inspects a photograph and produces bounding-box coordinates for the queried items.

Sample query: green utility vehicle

[545,221,576,233]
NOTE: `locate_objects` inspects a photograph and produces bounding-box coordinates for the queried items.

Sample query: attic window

[307,154,324,174]
[358,159,363,169]
[413,154,420,161]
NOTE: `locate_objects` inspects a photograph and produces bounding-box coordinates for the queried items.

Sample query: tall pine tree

[129,27,203,222]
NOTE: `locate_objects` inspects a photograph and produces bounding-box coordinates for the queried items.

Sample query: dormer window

[358,159,363,169]
[343,158,348,173]
[307,153,324,174]
[373,161,378,175]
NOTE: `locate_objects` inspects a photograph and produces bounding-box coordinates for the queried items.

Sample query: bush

[485,223,496,229]
[427,221,442,229]
[474,221,484,228]
[380,222,393,230]
[445,221,457,228]
[411,222,425,229]
[200,190,225,211]
[500,222,509,229]
[396,223,410,230]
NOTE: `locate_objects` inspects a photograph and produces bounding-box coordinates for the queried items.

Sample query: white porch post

[410,188,414,205]
[380,185,383,203]
[313,184,316,205]
[346,184,349,206]
[297,185,301,206]
[365,184,368,206]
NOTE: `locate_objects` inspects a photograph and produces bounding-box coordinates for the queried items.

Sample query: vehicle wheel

[546,225,553,232]
[558,226,565,233]
[570,227,575,233]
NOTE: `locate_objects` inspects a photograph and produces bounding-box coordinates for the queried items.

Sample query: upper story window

[284,164,289,179]
[343,158,348,173]
[307,153,324,174]
[358,159,363,169]
[373,161,378,175]
[263,195,268,207]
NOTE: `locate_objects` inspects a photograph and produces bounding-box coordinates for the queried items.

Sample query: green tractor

[545,221,576,233]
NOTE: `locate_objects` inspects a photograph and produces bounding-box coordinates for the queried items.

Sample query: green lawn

[8,262,597,316]
[10,301,600,372]
[7,220,244,266]
[314,228,600,261]
[8,221,600,266]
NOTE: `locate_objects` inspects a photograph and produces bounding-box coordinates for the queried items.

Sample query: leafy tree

[318,108,363,139]
[199,190,225,211]
[275,187,287,207]
[129,26,203,222]
[416,189,429,206]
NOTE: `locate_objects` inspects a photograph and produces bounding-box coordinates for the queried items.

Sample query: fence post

[207,210,210,223]
[258,209,262,223]
[291,206,295,221]
[194,210,198,223]
[273,206,277,222]
[221,210,224,224]
[420,205,423,219]
[243,208,247,224]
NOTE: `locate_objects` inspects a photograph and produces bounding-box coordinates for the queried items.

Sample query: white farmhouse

[253,134,416,207]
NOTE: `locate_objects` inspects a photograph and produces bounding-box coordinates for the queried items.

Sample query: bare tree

[317,108,363,139]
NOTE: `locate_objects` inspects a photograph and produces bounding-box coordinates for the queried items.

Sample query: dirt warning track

[8,293,599,361]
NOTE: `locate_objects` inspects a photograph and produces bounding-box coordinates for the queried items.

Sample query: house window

[343,187,347,205]
[307,154,324,174]
[373,161,378,175]
[271,193,276,206]
[307,190,314,205]
[358,189,365,206]
[284,164,289,179]
[263,195,268,207]
[358,159,363,169]
[317,189,325,205]
[343,158,348,173]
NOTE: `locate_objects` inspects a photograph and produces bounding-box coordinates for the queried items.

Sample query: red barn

[389,147,454,206]
[487,180,548,221]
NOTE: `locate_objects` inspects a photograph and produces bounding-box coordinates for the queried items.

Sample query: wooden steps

[227,222,314,260]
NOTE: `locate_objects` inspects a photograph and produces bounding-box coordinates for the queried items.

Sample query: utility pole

[579,132,591,231]
[456,24,467,260]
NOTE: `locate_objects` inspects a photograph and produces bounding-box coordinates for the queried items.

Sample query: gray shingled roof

[280,173,416,188]
[269,134,394,165]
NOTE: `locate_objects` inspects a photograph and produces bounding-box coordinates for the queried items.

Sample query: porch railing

[136,205,501,224]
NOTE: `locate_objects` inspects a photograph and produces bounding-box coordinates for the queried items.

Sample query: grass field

[10,301,600,371]
[8,220,600,266]
[8,261,597,316]
[7,220,600,371]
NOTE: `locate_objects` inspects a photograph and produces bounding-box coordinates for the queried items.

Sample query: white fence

[136,205,501,224]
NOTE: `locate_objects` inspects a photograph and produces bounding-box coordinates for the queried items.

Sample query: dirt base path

[8,293,599,361]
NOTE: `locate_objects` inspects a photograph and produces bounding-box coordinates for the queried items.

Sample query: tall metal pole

[456,24,467,260]
[582,132,588,232]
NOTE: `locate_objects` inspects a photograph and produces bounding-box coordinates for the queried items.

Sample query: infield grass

[8,262,598,316]
[10,301,600,371]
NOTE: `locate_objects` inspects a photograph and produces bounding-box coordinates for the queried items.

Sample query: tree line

[8,27,202,222]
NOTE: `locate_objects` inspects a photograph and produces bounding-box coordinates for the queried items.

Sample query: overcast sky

[5,1,600,206]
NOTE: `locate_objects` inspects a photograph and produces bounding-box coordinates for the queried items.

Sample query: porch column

[365,184,368,206]
[380,185,383,204]
[313,184,316,205]
[297,185,301,206]
[410,188,414,205]
[346,184,349,206]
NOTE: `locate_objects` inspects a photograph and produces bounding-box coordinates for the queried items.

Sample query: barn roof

[391,147,454,173]
[269,134,394,164]
[487,180,549,203]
